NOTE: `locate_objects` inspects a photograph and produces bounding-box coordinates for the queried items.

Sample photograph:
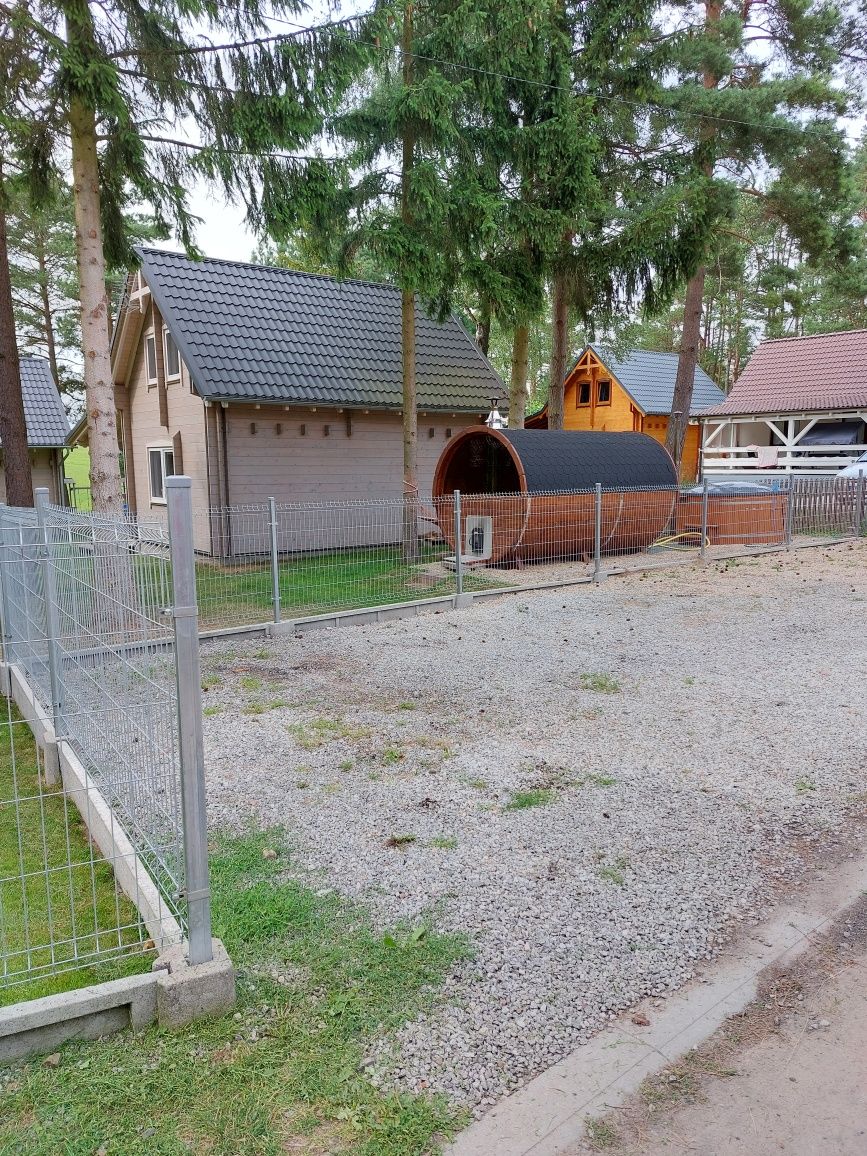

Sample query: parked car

[837,452,867,479]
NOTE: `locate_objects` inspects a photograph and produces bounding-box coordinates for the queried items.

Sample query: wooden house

[0,357,68,504]
[699,329,867,476]
[105,248,501,550]
[525,345,724,480]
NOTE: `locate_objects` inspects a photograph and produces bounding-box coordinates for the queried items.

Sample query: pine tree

[660,0,853,471]
[4,1,374,510]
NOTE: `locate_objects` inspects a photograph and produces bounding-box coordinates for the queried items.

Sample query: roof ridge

[136,245,402,295]
[755,328,867,345]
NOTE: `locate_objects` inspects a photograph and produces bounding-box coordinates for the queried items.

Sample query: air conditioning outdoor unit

[464,515,493,562]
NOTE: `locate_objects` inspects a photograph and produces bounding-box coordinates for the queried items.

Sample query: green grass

[0,710,152,1008]
[62,447,92,508]
[287,717,370,750]
[188,544,497,630]
[504,788,557,811]
[0,830,470,1155]
[596,855,630,887]
[428,837,458,851]
[579,673,621,694]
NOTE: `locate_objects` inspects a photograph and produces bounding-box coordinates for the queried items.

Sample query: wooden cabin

[0,357,68,504]
[526,346,725,481]
[105,247,500,553]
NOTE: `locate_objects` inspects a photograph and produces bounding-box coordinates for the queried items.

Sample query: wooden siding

[0,449,63,504]
[123,299,212,550]
[224,406,480,505]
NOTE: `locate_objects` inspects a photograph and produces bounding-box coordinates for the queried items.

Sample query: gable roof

[134,247,502,412]
[0,357,69,448]
[700,329,867,417]
[584,345,725,415]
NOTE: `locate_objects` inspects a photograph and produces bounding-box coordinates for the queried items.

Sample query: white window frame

[147,445,175,505]
[163,328,181,381]
[144,331,158,386]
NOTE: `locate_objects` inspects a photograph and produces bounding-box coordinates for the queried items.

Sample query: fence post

[34,489,65,739]
[855,471,865,538]
[699,476,709,560]
[593,483,603,584]
[166,476,213,966]
[453,490,463,597]
[268,497,281,624]
[784,476,795,550]
[0,508,11,666]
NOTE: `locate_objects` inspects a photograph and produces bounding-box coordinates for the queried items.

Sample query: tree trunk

[548,274,569,430]
[509,323,529,428]
[0,166,33,506]
[476,298,491,356]
[400,1,418,561]
[665,265,705,473]
[35,229,61,389]
[667,0,720,477]
[69,84,124,514]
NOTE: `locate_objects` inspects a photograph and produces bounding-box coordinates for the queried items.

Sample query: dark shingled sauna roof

[496,429,676,491]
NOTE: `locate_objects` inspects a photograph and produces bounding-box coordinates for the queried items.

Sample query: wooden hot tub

[676,486,788,546]
[432,427,678,565]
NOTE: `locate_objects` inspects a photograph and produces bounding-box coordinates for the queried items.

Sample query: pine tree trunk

[400,1,418,562]
[69,89,124,514]
[665,265,705,473]
[35,230,61,388]
[509,323,529,428]
[549,273,569,430]
[476,298,491,356]
[668,0,720,476]
[0,167,33,507]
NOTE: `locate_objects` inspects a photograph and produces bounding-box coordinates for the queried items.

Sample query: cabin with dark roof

[0,356,69,504]
[525,345,724,481]
[699,330,867,476]
[108,248,501,549]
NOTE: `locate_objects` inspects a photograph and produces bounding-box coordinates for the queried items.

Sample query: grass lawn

[193,546,495,629]
[0,830,470,1155]
[62,447,92,508]
[0,709,153,1007]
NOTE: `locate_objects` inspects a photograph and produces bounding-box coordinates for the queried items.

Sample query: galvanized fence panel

[182,475,863,634]
[0,488,211,994]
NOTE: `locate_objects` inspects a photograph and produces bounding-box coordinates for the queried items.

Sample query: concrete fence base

[0,938,235,1063]
[0,660,236,1062]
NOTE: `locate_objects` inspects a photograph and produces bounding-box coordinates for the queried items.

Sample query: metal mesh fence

[184,474,865,632]
[0,499,188,994]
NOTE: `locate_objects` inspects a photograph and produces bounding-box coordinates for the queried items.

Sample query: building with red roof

[699,330,867,476]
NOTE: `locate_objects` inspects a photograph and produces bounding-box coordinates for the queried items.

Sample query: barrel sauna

[432,427,677,565]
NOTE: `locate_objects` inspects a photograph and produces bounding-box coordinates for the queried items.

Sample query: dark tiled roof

[700,330,867,417]
[588,345,725,415]
[501,429,676,490]
[136,247,502,412]
[0,357,69,448]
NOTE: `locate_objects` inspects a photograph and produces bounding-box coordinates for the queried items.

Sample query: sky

[153,1,364,264]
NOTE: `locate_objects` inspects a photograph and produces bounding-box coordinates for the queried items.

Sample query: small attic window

[597,380,611,405]
[145,333,158,386]
[577,382,591,406]
[164,330,181,380]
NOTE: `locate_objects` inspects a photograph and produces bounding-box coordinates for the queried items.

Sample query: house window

[164,330,181,380]
[577,381,591,406]
[597,380,611,405]
[148,447,175,503]
[145,333,158,386]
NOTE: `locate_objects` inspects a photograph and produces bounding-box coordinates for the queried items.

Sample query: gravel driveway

[200,541,867,1110]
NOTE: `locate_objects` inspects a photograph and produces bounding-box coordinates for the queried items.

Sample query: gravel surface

[200,541,867,1111]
